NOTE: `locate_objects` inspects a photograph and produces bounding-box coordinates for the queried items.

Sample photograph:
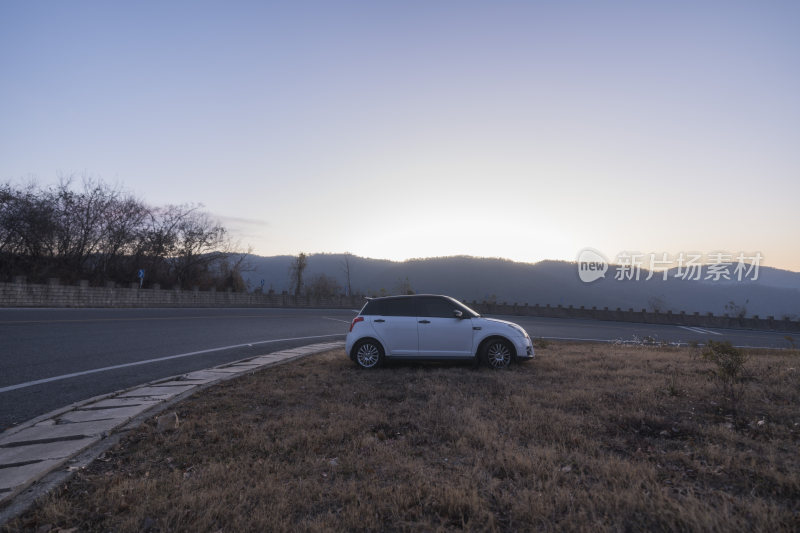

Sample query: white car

[345,294,534,369]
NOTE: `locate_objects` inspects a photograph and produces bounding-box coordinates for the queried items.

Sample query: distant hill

[240,253,800,319]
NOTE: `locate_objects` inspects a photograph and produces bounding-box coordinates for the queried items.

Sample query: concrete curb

[0,340,344,521]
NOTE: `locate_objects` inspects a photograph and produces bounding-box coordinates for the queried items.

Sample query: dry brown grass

[5,343,800,532]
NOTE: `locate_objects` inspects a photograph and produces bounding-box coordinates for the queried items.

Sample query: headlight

[508,323,528,337]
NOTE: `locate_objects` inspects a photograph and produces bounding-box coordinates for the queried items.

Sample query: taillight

[349,316,364,332]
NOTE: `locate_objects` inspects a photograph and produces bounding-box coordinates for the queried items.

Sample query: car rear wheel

[353,340,384,369]
[482,339,513,369]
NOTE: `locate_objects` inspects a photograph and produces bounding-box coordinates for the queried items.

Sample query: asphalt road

[1,307,794,431]
[500,315,796,350]
[0,308,355,431]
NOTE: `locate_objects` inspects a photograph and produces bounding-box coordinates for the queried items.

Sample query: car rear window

[362,297,416,317]
[361,299,386,316]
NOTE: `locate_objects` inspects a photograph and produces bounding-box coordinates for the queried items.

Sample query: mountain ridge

[240,253,800,319]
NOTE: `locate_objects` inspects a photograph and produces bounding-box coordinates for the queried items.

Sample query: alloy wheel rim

[487,342,511,369]
[356,343,380,368]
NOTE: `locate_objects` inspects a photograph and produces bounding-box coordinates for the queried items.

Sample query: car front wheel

[482,339,513,369]
[353,339,384,369]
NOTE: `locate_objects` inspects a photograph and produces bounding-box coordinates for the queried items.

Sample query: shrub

[701,340,749,412]
[665,364,681,396]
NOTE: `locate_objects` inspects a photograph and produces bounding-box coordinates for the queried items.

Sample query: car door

[416,296,474,357]
[368,297,419,357]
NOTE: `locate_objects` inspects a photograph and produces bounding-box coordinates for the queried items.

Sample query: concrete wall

[0,280,364,310]
[466,301,800,333]
[2,279,799,333]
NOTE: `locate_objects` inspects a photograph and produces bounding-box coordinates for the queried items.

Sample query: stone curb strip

[0,341,345,509]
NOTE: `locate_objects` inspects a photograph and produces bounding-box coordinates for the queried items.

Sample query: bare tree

[725,299,749,319]
[341,252,353,296]
[215,248,253,292]
[133,203,229,289]
[395,276,414,295]
[0,183,28,257]
[95,193,149,282]
[307,273,341,300]
[0,183,15,254]
[0,178,245,289]
[171,207,228,288]
[47,177,144,282]
[289,252,308,297]
[2,182,58,278]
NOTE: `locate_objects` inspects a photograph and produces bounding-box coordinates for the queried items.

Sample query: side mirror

[453,310,463,318]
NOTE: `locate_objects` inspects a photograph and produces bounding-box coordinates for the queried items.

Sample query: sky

[1,1,799,270]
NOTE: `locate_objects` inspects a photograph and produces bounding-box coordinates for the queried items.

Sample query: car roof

[366,294,451,301]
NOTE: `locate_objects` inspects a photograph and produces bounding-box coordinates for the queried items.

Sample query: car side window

[362,300,385,315]
[417,297,460,318]
[382,298,416,317]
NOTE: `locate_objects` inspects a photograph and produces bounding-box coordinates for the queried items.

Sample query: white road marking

[322,317,351,323]
[531,335,686,346]
[677,326,722,335]
[539,335,773,349]
[0,333,345,394]
[694,327,722,335]
[541,335,649,343]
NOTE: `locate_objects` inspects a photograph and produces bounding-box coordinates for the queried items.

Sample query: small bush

[701,340,749,411]
[665,365,681,396]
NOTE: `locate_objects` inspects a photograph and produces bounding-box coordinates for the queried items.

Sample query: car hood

[477,317,518,327]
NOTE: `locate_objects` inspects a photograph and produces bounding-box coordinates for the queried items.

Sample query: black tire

[481,338,513,369]
[353,339,384,369]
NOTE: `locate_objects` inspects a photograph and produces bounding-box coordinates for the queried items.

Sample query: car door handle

[418,320,430,324]
[374,319,385,323]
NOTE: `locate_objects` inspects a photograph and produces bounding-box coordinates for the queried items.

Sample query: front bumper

[512,335,535,359]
